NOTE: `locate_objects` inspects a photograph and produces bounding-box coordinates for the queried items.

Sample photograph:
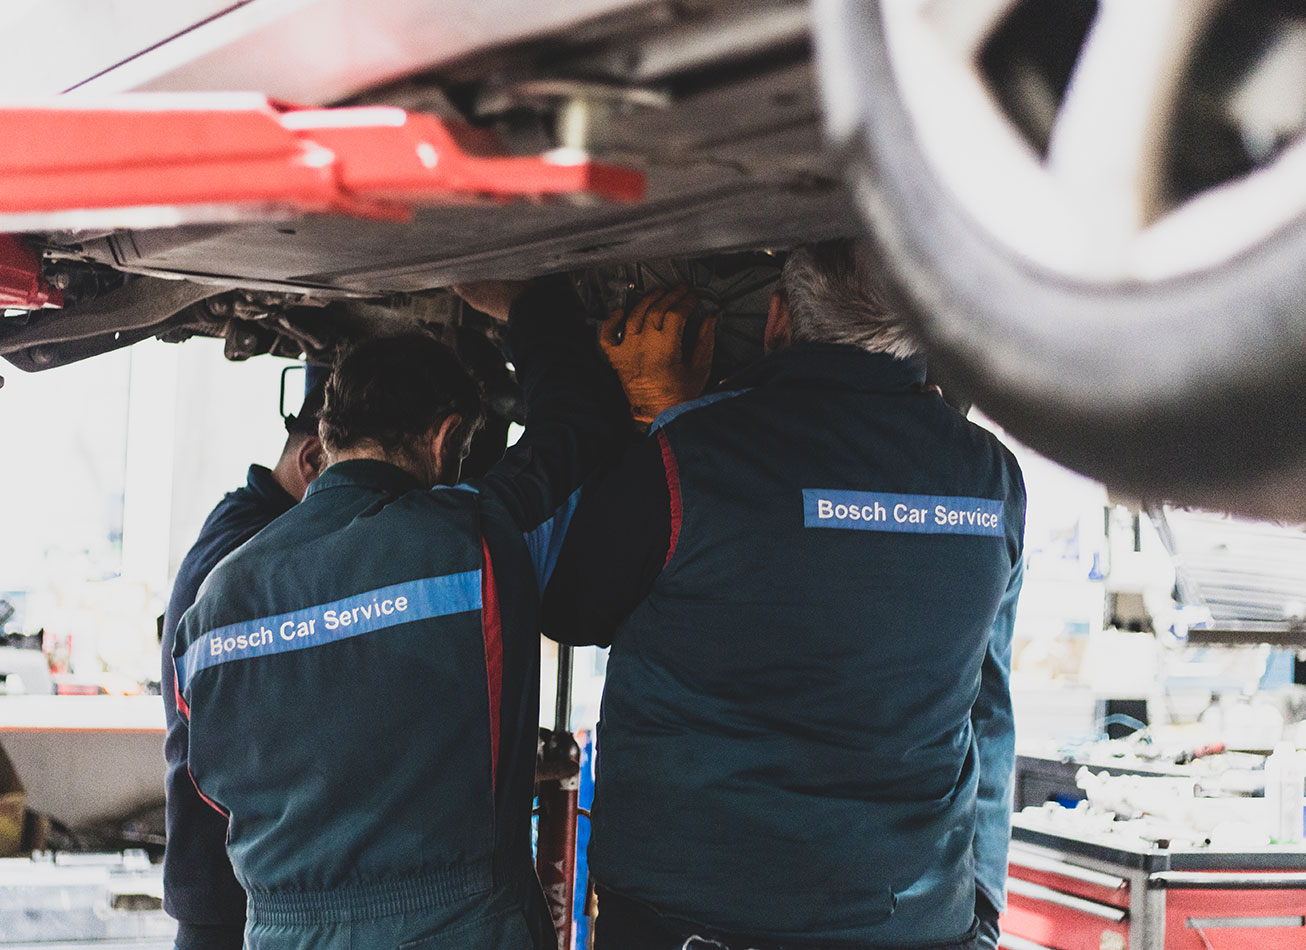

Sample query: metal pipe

[535,645,579,947]
[1150,871,1306,890]
[554,644,574,733]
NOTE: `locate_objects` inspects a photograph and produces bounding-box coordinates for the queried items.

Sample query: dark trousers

[593,889,979,950]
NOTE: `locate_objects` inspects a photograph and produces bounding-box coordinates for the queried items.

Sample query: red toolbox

[1001,814,1306,950]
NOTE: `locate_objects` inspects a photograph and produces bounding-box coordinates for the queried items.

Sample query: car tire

[814,0,1306,521]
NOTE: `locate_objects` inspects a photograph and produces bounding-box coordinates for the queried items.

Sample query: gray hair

[778,240,920,358]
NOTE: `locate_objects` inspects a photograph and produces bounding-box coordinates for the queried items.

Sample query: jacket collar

[305,459,425,500]
[245,464,297,511]
[724,343,928,394]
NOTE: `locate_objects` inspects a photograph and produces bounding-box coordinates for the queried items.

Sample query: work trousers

[243,870,555,950]
[593,888,979,950]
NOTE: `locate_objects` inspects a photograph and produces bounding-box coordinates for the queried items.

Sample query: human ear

[429,414,464,486]
[297,436,326,487]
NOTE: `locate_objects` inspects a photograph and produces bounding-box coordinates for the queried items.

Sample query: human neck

[328,443,434,487]
[270,457,306,502]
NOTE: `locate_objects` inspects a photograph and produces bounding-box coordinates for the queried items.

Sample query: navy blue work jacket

[164,279,626,950]
[164,465,298,651]
[544,343,1025,947]
[161,464,299,947]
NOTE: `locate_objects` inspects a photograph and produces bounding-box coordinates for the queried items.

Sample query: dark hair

[319,333,484,460]
[284,376,327,438]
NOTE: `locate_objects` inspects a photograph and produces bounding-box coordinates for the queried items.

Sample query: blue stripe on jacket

[176,571,482,692]
[522,486,583,594]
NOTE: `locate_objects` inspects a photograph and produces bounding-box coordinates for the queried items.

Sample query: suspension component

[536,644,580,948]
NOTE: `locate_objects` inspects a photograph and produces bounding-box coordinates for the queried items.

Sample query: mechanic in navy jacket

[160,378,326,948]
[543,241,1026,950]
[164,276,627,950]
[163,378,327,649]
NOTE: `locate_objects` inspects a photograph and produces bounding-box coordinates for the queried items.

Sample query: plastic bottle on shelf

[1264,743,1306,844]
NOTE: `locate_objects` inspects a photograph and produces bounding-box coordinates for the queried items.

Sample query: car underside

[4,0,1306,521]
[0,0,834,374]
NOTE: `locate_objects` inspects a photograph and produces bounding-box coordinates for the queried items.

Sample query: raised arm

[541,432,672,646]
[457,276,630,592]
[540,289,712,645]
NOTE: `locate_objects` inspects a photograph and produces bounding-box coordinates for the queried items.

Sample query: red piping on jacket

[657,429,683,569]
[187,764,229,819]
[172,658,190,720]
[173,659,227,818]
[480,537,504,794]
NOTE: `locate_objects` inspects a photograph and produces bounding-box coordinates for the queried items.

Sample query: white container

[1264,743,1306,844]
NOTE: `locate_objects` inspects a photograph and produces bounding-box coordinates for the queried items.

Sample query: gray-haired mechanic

[545,241,1026,950]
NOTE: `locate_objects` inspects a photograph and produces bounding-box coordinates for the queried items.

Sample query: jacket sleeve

[476,275,631,595]
[972,550,1024,936]
[540,432,672,647]
[162,614,247,950]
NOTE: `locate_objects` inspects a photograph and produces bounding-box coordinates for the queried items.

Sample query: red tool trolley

[1001,813,1306,950]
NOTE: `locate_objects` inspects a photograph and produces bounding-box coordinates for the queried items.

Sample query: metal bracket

[0,94,645,238]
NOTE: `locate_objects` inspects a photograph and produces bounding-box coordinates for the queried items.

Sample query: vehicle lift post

[537,645,581,949]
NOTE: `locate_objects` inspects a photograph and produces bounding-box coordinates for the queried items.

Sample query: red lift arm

[0,94,645,308]
[0,235,61,309]
[0,94,643,220]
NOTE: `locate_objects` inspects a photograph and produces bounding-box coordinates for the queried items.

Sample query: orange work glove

[600,287,717,426]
